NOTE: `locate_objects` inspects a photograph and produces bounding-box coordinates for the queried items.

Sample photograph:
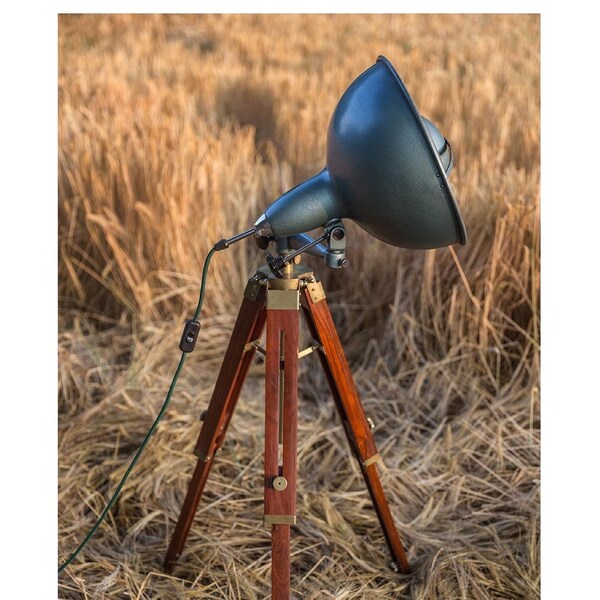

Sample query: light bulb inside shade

[421,117,454,175]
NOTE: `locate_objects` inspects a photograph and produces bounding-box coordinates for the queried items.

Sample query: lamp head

[254,56,466,250]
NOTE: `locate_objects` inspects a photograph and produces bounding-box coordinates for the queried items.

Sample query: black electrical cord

[58,247,217,573]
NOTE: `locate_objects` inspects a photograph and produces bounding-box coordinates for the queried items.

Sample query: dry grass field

[58,14,540,599]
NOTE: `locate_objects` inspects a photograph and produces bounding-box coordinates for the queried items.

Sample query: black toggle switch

[179,320,201,352]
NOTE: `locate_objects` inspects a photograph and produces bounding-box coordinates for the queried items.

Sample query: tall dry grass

[58,14,539,599]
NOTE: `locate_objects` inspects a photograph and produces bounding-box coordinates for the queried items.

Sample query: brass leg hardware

[297,340,323,359]
[165,269,410,595]
[244,338,266,356]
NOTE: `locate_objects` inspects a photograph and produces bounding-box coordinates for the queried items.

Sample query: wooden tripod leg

[164,282,266,574]
[300,285,410,574]
[264,292,299,600]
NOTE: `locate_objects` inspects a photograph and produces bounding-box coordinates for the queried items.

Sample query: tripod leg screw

[273,476,288,491]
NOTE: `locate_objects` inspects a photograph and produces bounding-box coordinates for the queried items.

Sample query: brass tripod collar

[267,288,300,310]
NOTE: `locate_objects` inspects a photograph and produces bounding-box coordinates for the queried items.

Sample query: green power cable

[58,247,217,573]
[193,247,216,321]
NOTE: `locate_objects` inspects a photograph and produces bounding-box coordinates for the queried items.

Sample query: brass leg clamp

[264,515,297,525]
[193,449,212,462]
[362,453,381,467]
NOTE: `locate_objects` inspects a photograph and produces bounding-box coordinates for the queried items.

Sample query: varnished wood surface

[264,309,298,519]
[166,278,410,588]
[264,308,299,599]
[301,287,410,573]
[164,455,211,574]
[271,525,291,600]
[164,287,266,574]
[300,289,377,463]
[194,288,267,457]
[361,462,411,573]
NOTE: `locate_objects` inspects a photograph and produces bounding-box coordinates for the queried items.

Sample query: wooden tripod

[164,265,410,597]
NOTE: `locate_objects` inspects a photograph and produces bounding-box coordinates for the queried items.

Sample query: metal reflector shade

[261,56,467,249]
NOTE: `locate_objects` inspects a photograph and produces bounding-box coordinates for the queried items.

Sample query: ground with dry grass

[58,14,540,599]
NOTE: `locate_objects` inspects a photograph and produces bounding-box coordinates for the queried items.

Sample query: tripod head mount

[264,219,348,278]
[212,219,348,280]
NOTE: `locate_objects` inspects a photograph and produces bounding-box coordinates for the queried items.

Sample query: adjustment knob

[273,476,288,491]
